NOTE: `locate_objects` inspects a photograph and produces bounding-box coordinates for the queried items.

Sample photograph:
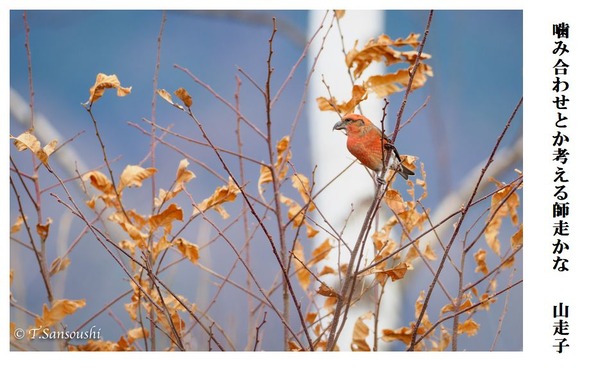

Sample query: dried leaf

[511,224,523,250]
[173,237,199,264]
[174,87,193,108]
[154,159,196,207]
[316,84,367,115]
[384,189,407,214]
[292,174,314,211]
[440,299,474,315]
[310,239,332,265]
[334,10,345,19]
[457,318,480,337]
[36,218,52,240]
[149,203,183,234]
[292,241,310,291]
[381,327,413,345]
[11,216,26,234]
[346,33,424,79]
[86,73,131,105]
[157,89,184,110]
[373,262,408,285]
[127,327,149,342]
[318,265,335,276]
[11,131,57,166]
[316,283,339,298]
[474,249,489,274]
[34,299,86,329]
[49,257,71,276]
[196,177,240,219]
[423,244,436,261]
[351,312,373,351]
[118,165,157,192]
[84,171,114,195]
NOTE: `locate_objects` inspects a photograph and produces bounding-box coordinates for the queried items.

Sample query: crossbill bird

[333,113,414,180]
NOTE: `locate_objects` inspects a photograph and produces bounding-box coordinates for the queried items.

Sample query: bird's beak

[333,120,345,131]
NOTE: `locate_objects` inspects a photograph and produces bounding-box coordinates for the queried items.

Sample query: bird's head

[332,114,372,135]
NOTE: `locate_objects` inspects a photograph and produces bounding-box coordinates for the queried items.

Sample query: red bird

[333,113,414,180]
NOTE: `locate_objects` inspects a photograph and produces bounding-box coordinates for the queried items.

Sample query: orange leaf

[511,224,523,250]
[84,170,115,195]
[316,84,367,115]
[457,318,480,337]
[316,283,339,298]
[174,87,193,108]
[11,216,26,234]
[149,203,183,234]
[310,239,332,265]
[11,131,57,166]
[474,249,489,274]
[86,73,131,104]
[196,177,240,219]
[351,312,373,351]
[292,241,311,291]
[292,174,314,211]
[118,165,157,192]
[381,327,413,345]
[173,237,199,264]
[334,10,345,19]
[36,218,52,240]
[49,257,71,276]
[34,299,86,329]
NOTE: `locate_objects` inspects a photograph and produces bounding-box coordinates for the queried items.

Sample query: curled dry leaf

[174,87,193,108]
[196,177,240,219]
[316,84,367,115]
[86,73,131,105]
[49,257,71,277]
[154,159,196,207]
[11,216,26,234]
[157,88,184,110]
[351,312,373,351]
[149,203,184,234]
[36,218,52,241]
[11,131,57,166]
[457,318,480,337]
[118,165,157,192]
[292,241,310,291]
[33,299,86,329]
[173,237,199,264]
[474,249,489,274]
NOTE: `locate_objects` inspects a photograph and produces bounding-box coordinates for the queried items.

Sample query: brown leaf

[86,73,131,105]
[381,327,413,345]
[157,88,184,110]
[316,283,339,298]
[292,241,310,291]
[457,318,480,336]
[334,10,345,19]
[346,33,425,79]
[49,257,71,276]
[173,237,199,264]
[292,173,314,211]
[310,239,332,265]
[118,165,157,192]
[511,224,523,250]
[351,312,372,351]
[149,203,183,234]
[196,177,240,219]
[154,159,196,207]
[84,170,115,195]
[36,218,52,240]
[174,87,193,108]
[474,249,489,274]
[11,216,26,234]
[11,132,57,166]
[316,84,367,115]
[34,299,86,329]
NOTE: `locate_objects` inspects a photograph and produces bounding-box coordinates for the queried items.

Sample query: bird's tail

[385,143,415,180]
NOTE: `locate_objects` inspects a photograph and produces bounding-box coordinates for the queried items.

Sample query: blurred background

[10,10,522,351]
